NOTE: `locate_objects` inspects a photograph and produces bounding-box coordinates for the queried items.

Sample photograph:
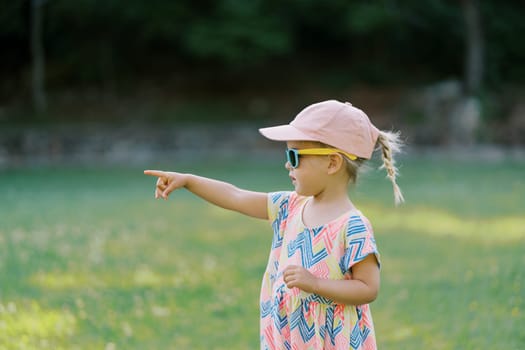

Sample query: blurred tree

[444,0,482,146]
[480,1,525,84]
[21,0,522,86]
[30,0,47,112]
[462,0,483,95]
[0,1,28,102]
[181,0,292,65]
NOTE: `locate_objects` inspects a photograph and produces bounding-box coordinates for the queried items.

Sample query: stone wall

[0,123,278,168]
[2,122,524,169]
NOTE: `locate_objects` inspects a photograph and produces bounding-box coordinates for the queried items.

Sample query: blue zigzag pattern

[271,193,289,249]
[289,302,316,342]
[262,284,289,332]
[272,304,288,332]
[349,321,364,349]
[349,306,371,349]
[260,300,272,318]
[287,228,327,268]
[303,293,334,306]
[322,306,343,346]
[339,237,367,273]
[272,285,289,331]
[348,237,366,262]
[347,216,367,237]
[260,296,290,333]
[339,215,370,274]
[349,323,371,349]
[269,261,281,284]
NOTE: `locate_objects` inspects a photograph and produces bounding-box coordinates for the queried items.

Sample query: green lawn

[0,156,524,349]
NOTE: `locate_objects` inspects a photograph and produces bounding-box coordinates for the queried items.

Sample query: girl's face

[285,141,329,196]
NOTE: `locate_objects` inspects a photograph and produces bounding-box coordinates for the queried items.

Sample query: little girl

[144,100,404,350]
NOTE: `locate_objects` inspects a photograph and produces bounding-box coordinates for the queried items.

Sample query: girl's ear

[327,154,344,175]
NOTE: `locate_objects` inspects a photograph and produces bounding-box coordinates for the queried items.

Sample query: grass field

[0,156,524,349]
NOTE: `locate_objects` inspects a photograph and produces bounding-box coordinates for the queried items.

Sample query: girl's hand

[144,170,188,200]
[283,265,319,293]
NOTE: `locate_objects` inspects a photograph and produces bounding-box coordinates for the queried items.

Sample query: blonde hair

[321,130,405,205]
[376,130,405,205]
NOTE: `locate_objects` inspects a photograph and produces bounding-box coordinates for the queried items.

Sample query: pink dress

[260,191,380,350]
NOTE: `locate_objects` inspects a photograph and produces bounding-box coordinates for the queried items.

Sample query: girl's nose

[285,161,291,171]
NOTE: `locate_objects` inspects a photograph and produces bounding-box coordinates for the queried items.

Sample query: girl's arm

[144,170,268,220]
[283,254,380,305]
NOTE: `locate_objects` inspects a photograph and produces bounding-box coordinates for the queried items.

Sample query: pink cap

[259,100,380,159]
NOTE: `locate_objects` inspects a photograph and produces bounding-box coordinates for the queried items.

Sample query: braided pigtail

[376,130,405,205]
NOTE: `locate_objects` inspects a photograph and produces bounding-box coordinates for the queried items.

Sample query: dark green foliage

[1,0,524,85]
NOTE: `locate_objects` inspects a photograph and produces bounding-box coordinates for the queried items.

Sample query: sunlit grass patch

[364,205,525,243]
[0,301,76,350]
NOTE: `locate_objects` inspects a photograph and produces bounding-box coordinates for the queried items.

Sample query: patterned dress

[260,191,380,350]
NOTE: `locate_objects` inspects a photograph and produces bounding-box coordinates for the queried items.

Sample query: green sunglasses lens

[286,149,299,168]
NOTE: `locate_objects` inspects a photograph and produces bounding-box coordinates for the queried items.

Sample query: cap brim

[259,124,317,142]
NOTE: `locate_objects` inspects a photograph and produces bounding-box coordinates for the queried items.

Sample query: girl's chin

[294,187,308,196]
[292,182,314,196]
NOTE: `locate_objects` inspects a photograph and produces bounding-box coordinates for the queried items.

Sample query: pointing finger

[144,170,166,177]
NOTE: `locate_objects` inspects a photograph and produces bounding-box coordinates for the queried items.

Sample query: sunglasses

[285,148,357,168]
